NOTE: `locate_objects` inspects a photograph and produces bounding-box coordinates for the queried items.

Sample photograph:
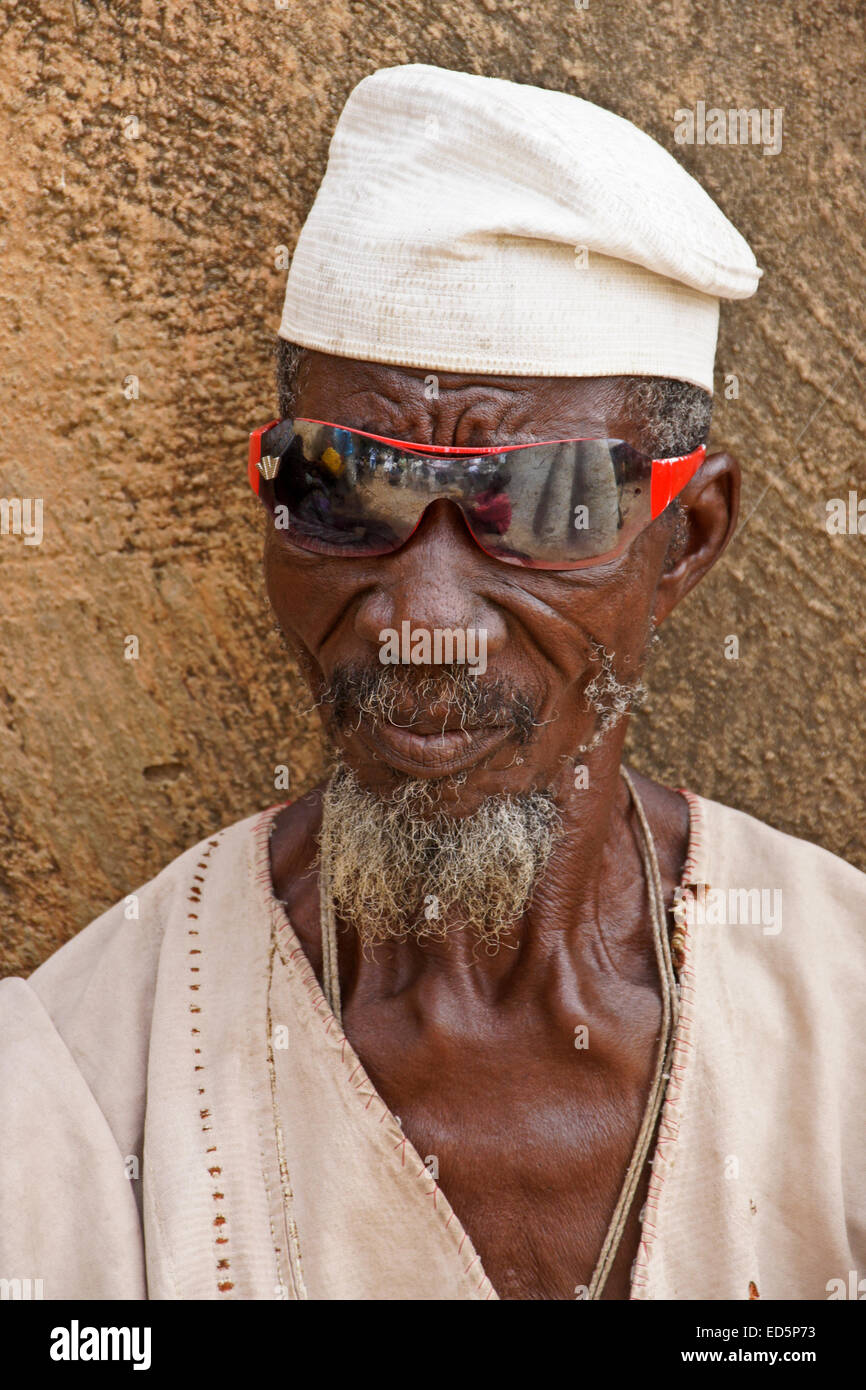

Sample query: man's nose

[353,500,508,662]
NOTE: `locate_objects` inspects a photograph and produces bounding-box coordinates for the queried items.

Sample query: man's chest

[341,997,661,1300]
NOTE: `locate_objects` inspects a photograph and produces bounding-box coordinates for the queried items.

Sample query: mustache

[315,663,542,745]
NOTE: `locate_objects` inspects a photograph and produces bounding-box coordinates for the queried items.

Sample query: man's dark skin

[267,349,740,1301]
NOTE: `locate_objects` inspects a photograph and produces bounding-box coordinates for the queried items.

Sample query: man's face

[264,351,724,816]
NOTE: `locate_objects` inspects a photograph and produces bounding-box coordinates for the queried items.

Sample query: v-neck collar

[257,822,497,1298]
[252,785,706,1301]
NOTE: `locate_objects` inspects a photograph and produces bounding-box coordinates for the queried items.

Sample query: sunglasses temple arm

[649,445,706,519]
[248,420,281,495]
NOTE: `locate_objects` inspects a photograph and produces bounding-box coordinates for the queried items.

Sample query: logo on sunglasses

[256,454,281,481]
[378,622,488,676]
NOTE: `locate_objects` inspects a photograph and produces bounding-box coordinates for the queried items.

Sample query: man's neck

[268,755,690,1000]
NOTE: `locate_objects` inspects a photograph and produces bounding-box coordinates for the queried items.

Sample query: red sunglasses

[247,417,704,570]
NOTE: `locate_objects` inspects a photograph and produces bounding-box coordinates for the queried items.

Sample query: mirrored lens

[261,423,654,567]
[460,439,653,566]
[268,429,411,556]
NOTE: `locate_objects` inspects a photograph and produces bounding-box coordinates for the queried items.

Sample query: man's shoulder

[4,806,274,1061]
[684,788,866,954]
[28,809,263,989]
[689,788,866,889]
[0,805,280,1162]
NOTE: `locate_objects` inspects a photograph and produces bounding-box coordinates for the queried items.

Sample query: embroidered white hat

[279,64,761,393]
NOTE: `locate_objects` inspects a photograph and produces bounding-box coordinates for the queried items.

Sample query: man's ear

[652,451,741,625]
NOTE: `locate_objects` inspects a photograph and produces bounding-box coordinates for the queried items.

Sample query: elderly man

[1,64,864,1303]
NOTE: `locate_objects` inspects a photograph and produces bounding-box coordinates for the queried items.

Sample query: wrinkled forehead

[291,350,642,447]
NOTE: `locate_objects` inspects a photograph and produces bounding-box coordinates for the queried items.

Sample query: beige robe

[1,789,864,1300]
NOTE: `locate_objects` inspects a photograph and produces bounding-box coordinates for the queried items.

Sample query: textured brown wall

[1,0,864,975]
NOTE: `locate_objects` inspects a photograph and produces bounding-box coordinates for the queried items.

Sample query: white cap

[279,64,761,393]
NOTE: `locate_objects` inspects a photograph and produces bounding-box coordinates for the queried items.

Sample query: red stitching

[254,801,497,1301]
[184,831,237,1296]
[676,789,707,887]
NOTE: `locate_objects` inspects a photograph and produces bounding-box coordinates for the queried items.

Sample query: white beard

[320,761,561,951]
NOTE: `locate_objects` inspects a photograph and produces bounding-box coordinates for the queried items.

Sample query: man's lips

[381,699,476,734]
[352,717,514,777]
